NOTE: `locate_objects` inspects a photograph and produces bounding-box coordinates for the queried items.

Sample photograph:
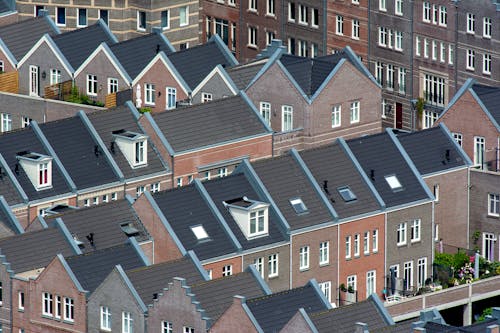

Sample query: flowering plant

[458,263,474,283]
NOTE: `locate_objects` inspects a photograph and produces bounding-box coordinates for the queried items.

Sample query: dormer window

[224,197,270,239]
[16,151,53,190]
[112,130,148,168]
[289,198,308,214]
[385,174,403,192]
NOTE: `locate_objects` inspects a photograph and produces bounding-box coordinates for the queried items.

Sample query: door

[29,65,39,96]
[395,102,403,129]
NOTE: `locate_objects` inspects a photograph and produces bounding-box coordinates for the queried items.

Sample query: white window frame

[144,83,155,105]
[55,295,61,319]
[298,4,308,24]
[395,31,403,51]
[299,246,309,270]
[410,219,421,242]
[268,253,278,277]
[466,13,475,34]
[222,264,232,276]
[363,231,370,254]
[422,2,430,22]
[439,6,447,27]
[352,19,359,39]
[122,311,133,333]
[202,92,213,103]
[378,27,387,46]
[347,275,356,292]
[452,132,462,146]
[319,281,331,303]
[398,67,406,94]
[488,193,499,217]
[151,182,161,193]
[77,8,87,27]
[417,257,427,288]
[350,101,360,123]
[483,17,491,38]
[482,232,496,261]
[448,44,454,65]
[379,0,386,11]
[474,136,485,168]
[42,292,53,317]
[466,49,475,70]
[87,74,98,96]
[0,113,11,133]
[50,69,61,86]
[166,87,176,110]
[354,234,360,257]
[162,321,173,333]
[260,102,271,126]
[403,261,413,290]
[56,7,66,26]
[336,15,343,35]
[253,257,264,277]
[29,65,39,96]
[332,105,341,128]
[319,241,329,265]
[63,297,74,322]
[266,0,275,16]
[18,292,24,310]
[483,53,491,75]
[397,222,407,246]
[366,270,376,297]
[137,10,146,31]
[432,40,437,60]
[248,26,257,47]
[372,229,378,252]
[161,10,170,29]
[281,105,293,132]
[108,78,118,94]
[288,2,295,22]
[394,0,402,15]
[424,38,429,58]
[345,236,351,259]
[311,8,319,28]
[249,0,257,11]
[179,6,189,26]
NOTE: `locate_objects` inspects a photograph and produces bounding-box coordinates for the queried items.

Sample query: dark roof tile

[471,84,500,127]
[227,59,267,90]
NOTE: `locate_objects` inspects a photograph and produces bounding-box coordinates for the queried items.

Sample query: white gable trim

[191,65,238,97]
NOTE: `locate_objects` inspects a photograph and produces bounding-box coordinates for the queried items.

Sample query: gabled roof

[0,158,24,206]
[191,270,268,322]
[110,32,174,80]
[167,36,238,89]
[52,20,117,69]
[0,15,59,62]
[346,131,432,208]
[86,105,168,179]
[126,256,206,305]
[65,243,145,293]
[44,199,149,253]
[246,281,329,332]
[227,59,268,90]
[0,196,23,236]
[150,94,271,154]
[395,125,471,176]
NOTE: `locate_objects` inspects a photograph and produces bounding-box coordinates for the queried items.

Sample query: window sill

[247,44,258,49]
[335,33,344,36]
[298,21,308,26]
[299,267,309,272]
[397,243,407,247]
[466,68,475,72]
[364,252,370,256]
[351,36,360,40]
[18,308,24,312]
[63,320,75,325]
[56,23,67,27]
[411,239,421,243]
[319,262,329,267]
[265,13,275,18]
[288,19,296,23]
[137,28,146,32]
[311,25,319,29]
[76,24,88,28]
[487,214,499,218]
[42,314,54,319]
[345,257,352,261]
[372,250,378,254]
[268,274,279,279]
[247,9,258,14]
[354,255,360,259]
[180,23,189,27]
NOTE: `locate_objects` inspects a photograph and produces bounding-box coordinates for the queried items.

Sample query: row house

[0,0,15,26]
[15,0,200,48]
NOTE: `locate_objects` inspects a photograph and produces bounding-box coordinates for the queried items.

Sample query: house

[0,195,23,239]
[0,0,15,26]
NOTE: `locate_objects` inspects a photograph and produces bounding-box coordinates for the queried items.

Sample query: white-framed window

[0,113,11,133]
[379,0,386,11]
[144,83,155,105]
[417,257,427,288]
[267,0,275,15]
[166,87,176,109]
[390,264,399,278]
[474,136,485,168]
[347,275,356,292]
[403,261,413,290]
[266,31,276,45]
[253,257,264,277]
[488,193,500,217]
[319,241,329,265]
[86,74,98,96]
[366,270,376,297]
[423,110,438,129]
[136,185,145,197]
[248,26,257,47]
[42,292,53,316]
[319,281,331,303]
[63,297,74,321]
[363,231,370,254]
[84,199,90,207]
[439,6,447,26]
[298,40,308,57]
[34,5,45,16]
[386,64,394,89]
[161,10,170,29]
[56,7,66,26]
[50,69,61,85]
[433,184,439,202]
[77,8,87,27]
[18,292,24,310]
[350,101,360,123]
[55,295,61,319]
[448,44,454,65]
[467,13,475,34]
[249,0,257,11]
[424,38,429,58]
[299,246,309,270]
[311,8,319,28]
[108,78,118,94]
[184,327,194,333]
[375,61,383,84]
[249,209,266,236]
[423,73,446,106]
[218,167,227,178]
[440,42,445,63]
[288,2,295,21]
[111,192,117,201]
[99,9,109,25]
[381,98,387,118]
[352,19,360,39]
[38,162,50,187]
[398,67,406,94]
[93,196,99,205]
[483,17,492,38]
[483,53,491,75]
[410,219,421,242]
[345,235,351,259]
[122,311,133,333]
[395,31,403,51]
[336,15,343,35]
[268,253,278,277]
[388,29,393,49]
[483,232,496,261]
[102,194,109,203]
[134,140,146,165]
[354,234,360,256]
[222,264,232,276]
[151,182,160,193]
[137,10,146,30]
[422,2,430,22]
[395,0,402,15]
[432,40,437,60]
[332,105,341,128]
[311,43,318,58]
[352,0,359,3]
[452,132,462,146]
[260,102,271,126]
[0,60,4,73]
[397,222,407,245]
[282,105,293,131]
[188,175,193,184]
[299,4,308,24]
[372,229,378,252]
[466,49,475,70]
[176,177,182,188]
[162,321,173,333]
[179,6,189,26]
[378,27,387,46]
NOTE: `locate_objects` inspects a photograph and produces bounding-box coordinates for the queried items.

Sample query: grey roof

[299,143,381,219]
[396,126,468,175]
[191,271,266,322]
[0,16,59,61]
[0,0,10,12]
[152,184,238,260]
[0,207,16,239]
[471,84,500,127]
[422,319,498,333]
[347,132,429,208]
[39,116,119,189]
[310,298,390,333]
[246,283,328,332]
[151,95,270,153]
[227,59,267,90]
[168,40,236,89]
[0,127,72,201]
[251,153,333,230]
[202,173,287,250]
[0,171,23,206]
[0,227,75,273]
[44,199,149,253]
[53,22,116,69]
[126,256,206,305]
[87,106,167,179]
[65,243,145,293]
[110,33,173,79]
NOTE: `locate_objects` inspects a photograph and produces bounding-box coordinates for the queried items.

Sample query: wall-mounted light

[41,71,46,80]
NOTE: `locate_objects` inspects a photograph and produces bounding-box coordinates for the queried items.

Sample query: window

[423,2,430,22]
[395,0,402,15]
[135,141,146,165]
[290,198,308,214]
[248,27,257,47]
[93,196,99,205]
[151,182,160,193]
[249,0,257,11]
[372,229,378,252]
[452,132,462,146]
[433,184,439,202]
[415,37,420,57]
[385,174,402,191]
[288,2,295,21]
[218,167,227,178]
[0,113,11,133]
[338,186,356,202]
[388,29,393,49]
[432,4,438,24]
[474,136,485,168]
[375,61,383,84]
[299,246,309,270]
[398,67,406,94]
[345,236,351,258]
[184,328,194,333]
[136,186,145,197]
[176,177,182,188]
[381,98,388,118]
[111,192,117,201]
[253,257,264,277]
[378,27,387,46]
[397,222,407,245]
[42,292,53,316]
[410,219,421,242]
[55,295,61,319]
[191,225,208,240]
[489,193,500,216]
[424,38,429,58]
[467,13,475,33]
[50,69,61,85]
[366,270,376,297]
[122,312,133,333]
[160,10,170,29]
[108,78,118,94]
[99,9,109,25]
[101,307,112,331]
[423,110,438,129]
[332,105,341,128]
[379,0,386,11]
[311,43,318,58]
[466,49,475,70]
[311,8,319,27]
[483,233,496,261]
[299,4,308,24]
[102,194,109,203]
[354,234,360,257]
[319,241,329,265]
[403,261,413,290]
[18,292,24,310]
[64,297,74,321]
[363,231,369,254]
[0,60,3,73]
[386,64,394,89]
[432,40,437,60]
[166,87,176,109]
[448,44,454,65]
[56,7,66,26]
[84,199,90,207]
[483,54,491,75]
[336,15,343,35]
[395,31,403,51]
[144,83,155,105]
[38,162,50,186]
[202,93,213,103]
[77,8,87,27]
[483,17,491,38]
[423,73,446,106]
[267,0,275,15]
[188,175,193,184]
[266,31,276,45]
[350,101,360,123]
[87,74,97,96]
[439,6,447,26]
[282,105,293,131]
[298,40,308,57]
[440,42,445,63]
[417,257,427,288]
[260,102,271,126]
[352,19,359,39]
[319,281,331,303]
[352,0,359,3]
[162,321,173,333]
[268,254,278,277]
[179,6,189,26]
[137,11,146,30]
[222,265,232,276]
[390,264,399,278]
[34,5,44,16]
[249,209,265,236]
[347,275,356,292]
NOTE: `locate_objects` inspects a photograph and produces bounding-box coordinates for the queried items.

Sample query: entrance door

[395,102,403,129]
[29,65,39,96]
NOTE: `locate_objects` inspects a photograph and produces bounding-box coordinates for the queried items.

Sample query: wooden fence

[0,71,18,93]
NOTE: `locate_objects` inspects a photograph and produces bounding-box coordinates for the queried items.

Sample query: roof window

[112,129,148,168]
[120,223,140,237]
[191,225,209,240]
[337,186,357,202]
[289,198,308,214]
[385,175,403,191]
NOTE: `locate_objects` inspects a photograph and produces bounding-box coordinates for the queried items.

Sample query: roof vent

[120,223,139,237]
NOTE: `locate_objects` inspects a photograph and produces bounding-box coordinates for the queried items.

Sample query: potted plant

[347,285,355,293]
[339,283,347,292]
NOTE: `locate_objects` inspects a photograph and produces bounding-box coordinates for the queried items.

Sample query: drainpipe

[410,0,415,131]
[322,0,327,55]
[367,0,371,66]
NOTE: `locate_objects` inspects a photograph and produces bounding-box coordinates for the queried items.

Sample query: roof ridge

[247,285,309,303]
[44,199,127,220]
[125,256,188,274]
[153,94,242,117]
[169,40,215,55]
[64,242,130,261]
[191,271,249,288]
[111,33,159,47]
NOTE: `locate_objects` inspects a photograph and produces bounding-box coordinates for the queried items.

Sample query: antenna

[370,169,375,181]
[323,180,330,195]
[86,232,95,246]
[156,44,160,54]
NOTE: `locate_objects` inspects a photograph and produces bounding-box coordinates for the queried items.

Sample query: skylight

[338,186,357,202]
[191,225,209,240]
[290,198,308,214]
[385,175,403,191]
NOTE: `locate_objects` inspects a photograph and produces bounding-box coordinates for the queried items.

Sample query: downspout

[431,201,435,275]
[467,167,470,249]
[289,233,293,289]
[496,136,499,172]
[453,1,458,92]
[337,224,340,305]
[410,0,415,131]
[367,0,371,66]
[322,0,327,55]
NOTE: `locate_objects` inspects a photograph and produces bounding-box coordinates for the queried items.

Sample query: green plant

[347,285,354,293]
[472,230,481,244]
[138,107,152,114]
[476,308,492,323]
[339,283,347,292]
[415,97,425,116]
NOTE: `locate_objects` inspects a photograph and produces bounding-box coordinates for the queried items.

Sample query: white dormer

[224,196,270,239]
[16,151,53,191]
[112,130,148,168]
